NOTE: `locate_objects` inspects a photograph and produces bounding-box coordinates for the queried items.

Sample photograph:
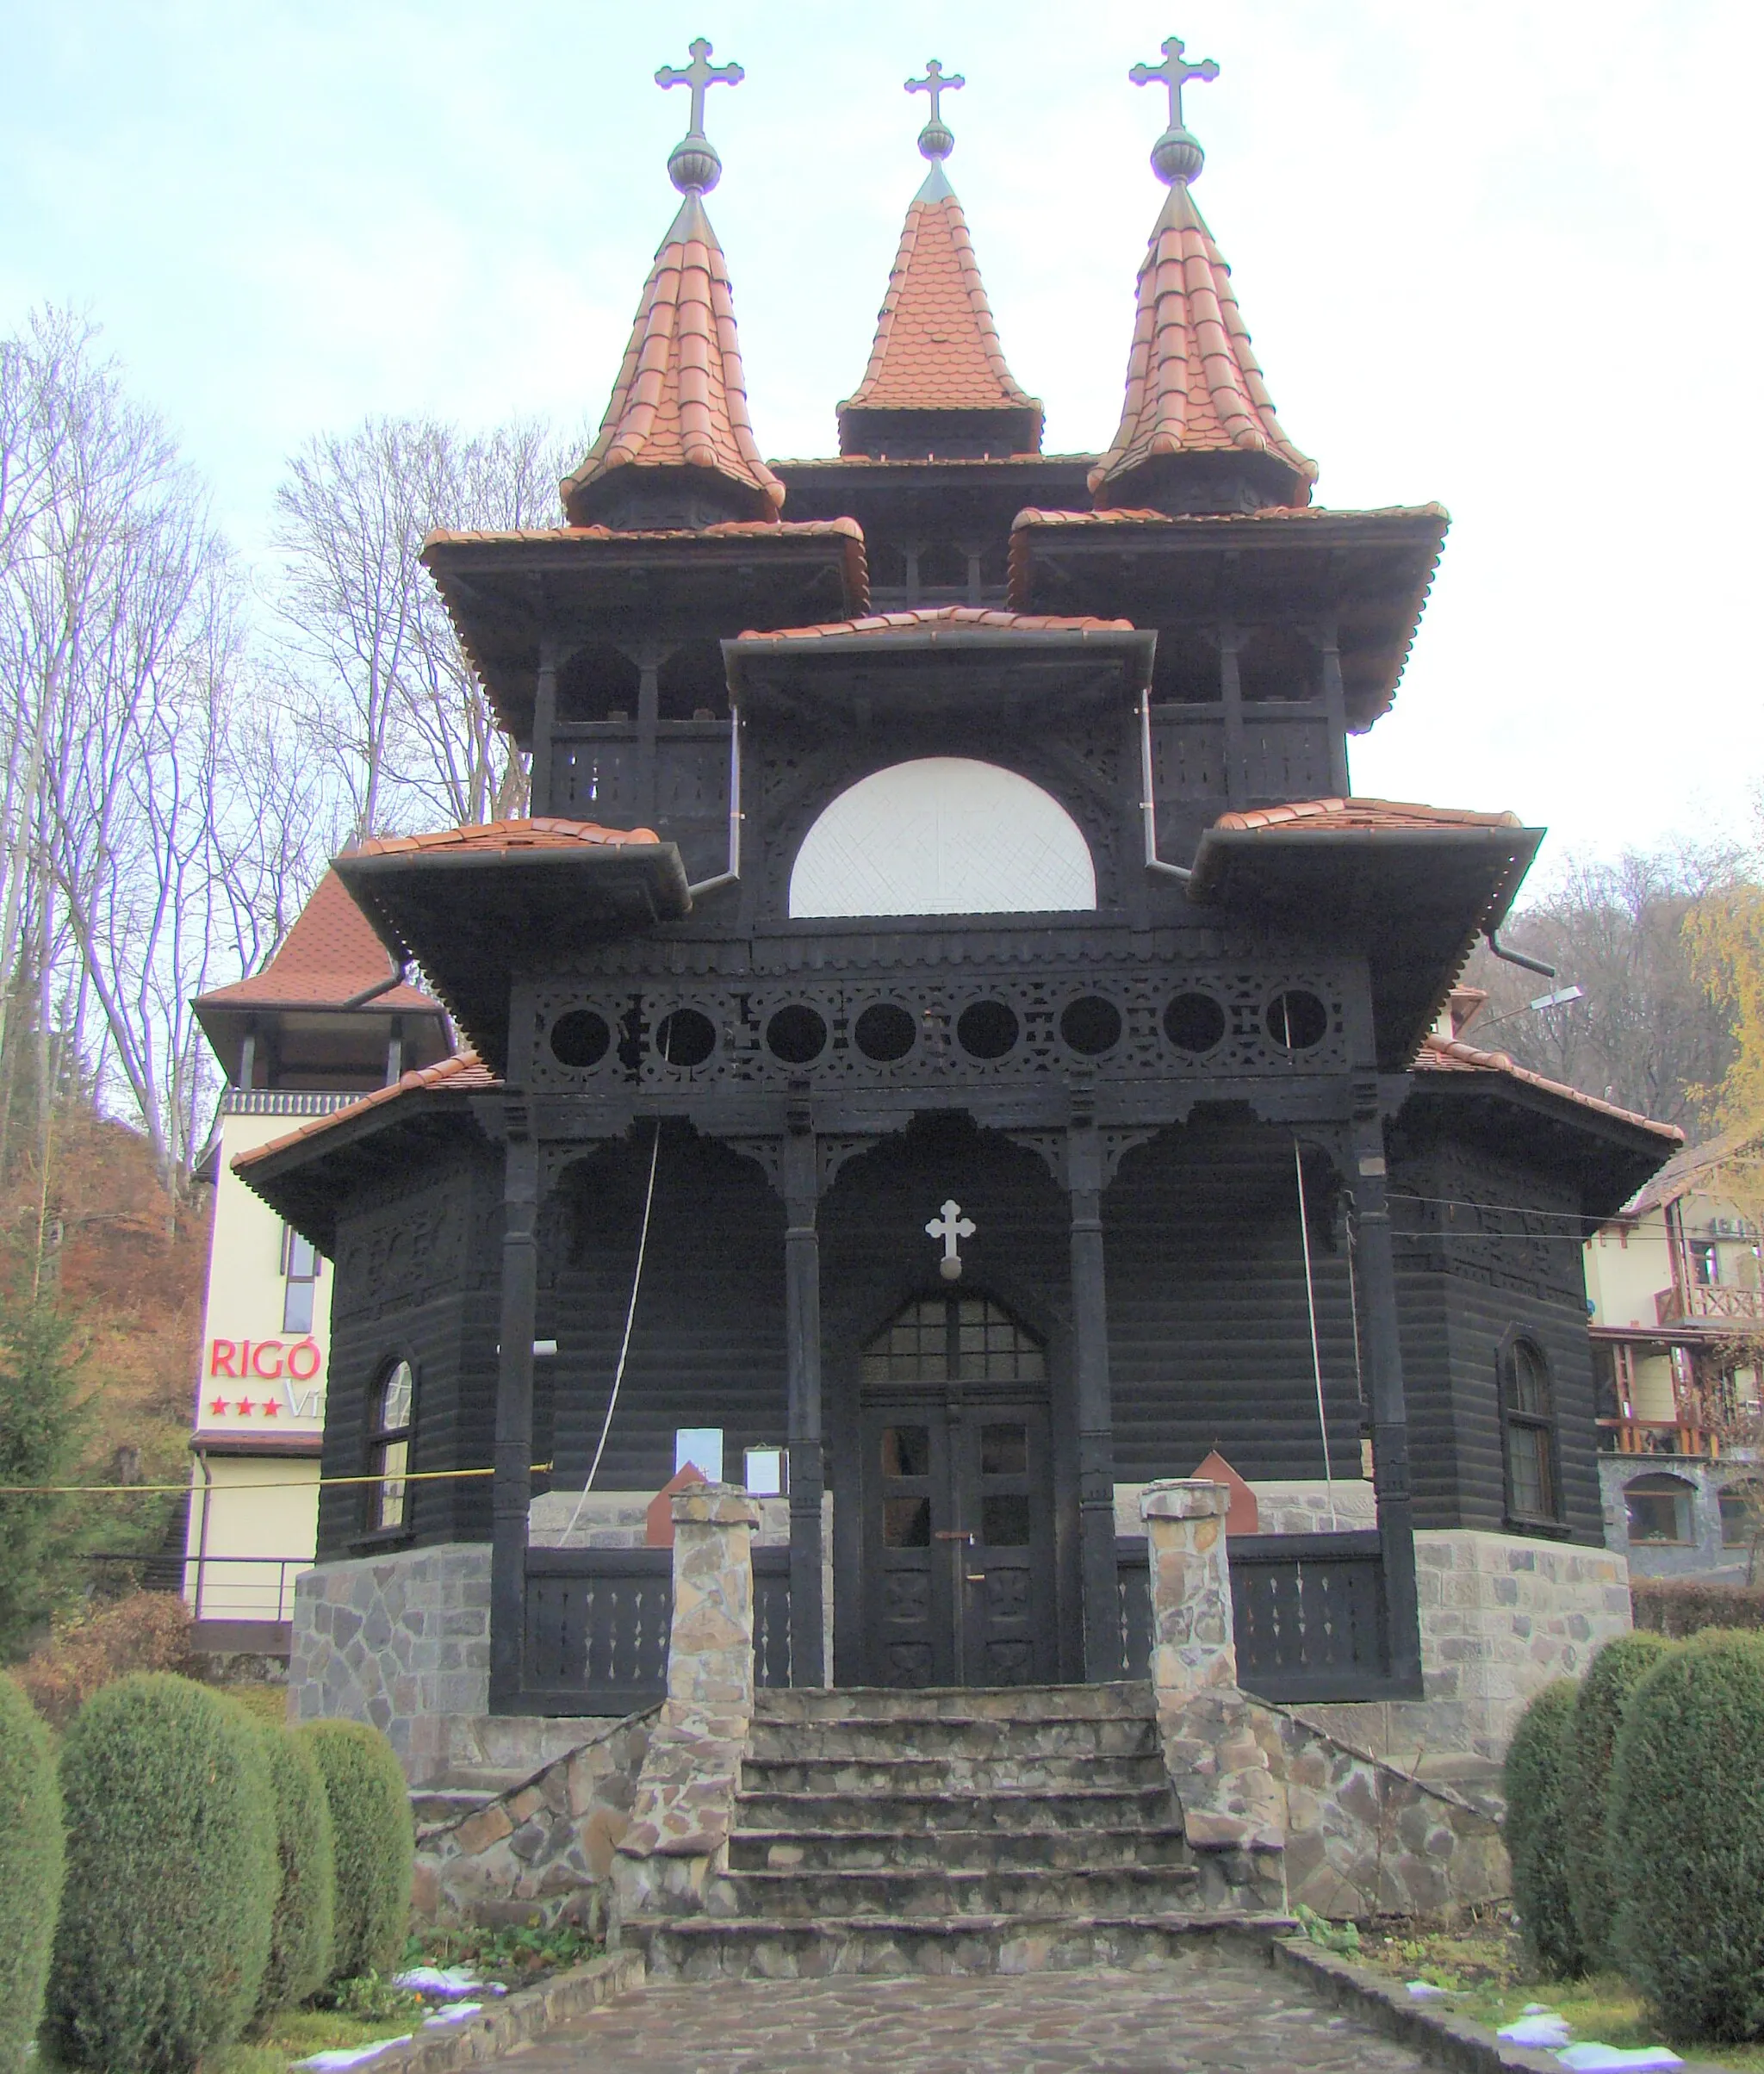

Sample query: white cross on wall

[926,1199,976,1282]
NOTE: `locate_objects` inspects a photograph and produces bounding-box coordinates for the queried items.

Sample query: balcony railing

[1655,1284,1764,1327]
[1598,1417,1719,1459]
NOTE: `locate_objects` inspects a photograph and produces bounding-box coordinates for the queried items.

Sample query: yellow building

[184,872,450,1650]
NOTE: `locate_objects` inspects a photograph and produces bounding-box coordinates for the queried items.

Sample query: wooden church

[242,39,1676,1747]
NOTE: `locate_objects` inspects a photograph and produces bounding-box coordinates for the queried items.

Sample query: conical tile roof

[563,192,784,525]
[838,165,1042,456]
[1090,181,1315,508]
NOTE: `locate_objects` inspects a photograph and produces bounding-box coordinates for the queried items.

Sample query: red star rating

[261,1399,280,1418]
[209,1396,228,1417]
[234,1400,253,1418]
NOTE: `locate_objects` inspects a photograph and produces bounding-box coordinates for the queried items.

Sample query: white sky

[3,0,1759,872]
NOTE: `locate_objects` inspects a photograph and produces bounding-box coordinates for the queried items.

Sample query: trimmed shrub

[1611,1630,1764,2041]
[1501,1678,1583,1977]
[1567,1631,1676,1971]
[253,1717,337,2015]
[0,1674,64,2074]
[17,1593,194,1731]
[48,1672,276,2072]
[1632,1577,1764,1638]
[299,1720,413,1982]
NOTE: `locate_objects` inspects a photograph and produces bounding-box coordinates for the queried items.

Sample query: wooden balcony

[1598,1417,1719,1459]
[1655,1284,1764,1327]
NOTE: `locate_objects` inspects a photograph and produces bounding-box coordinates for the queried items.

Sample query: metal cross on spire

[656,36,745,195]
[926,1199,976,1282]
[906,59,965,163]
[1129,34,1220,185]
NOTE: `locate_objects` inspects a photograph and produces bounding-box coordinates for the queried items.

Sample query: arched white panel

[788,757,1096,919]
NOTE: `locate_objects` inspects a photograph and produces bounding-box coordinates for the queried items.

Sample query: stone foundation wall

[1113,1480,1376,1537]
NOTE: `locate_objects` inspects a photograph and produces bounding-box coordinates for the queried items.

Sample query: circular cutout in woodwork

[853,1002,916,1063]
[1265,989,1329,1052]
[550,1009,611,1070]
[1164,991,1227,1055]
[1060,994,1122,1057]
[956,999,1020,1061]
[765,1004,829,1065]
[654,1008,717,1068]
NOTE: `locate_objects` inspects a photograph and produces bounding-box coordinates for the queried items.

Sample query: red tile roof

[1213,798,1525,835]
[351,817,661,858]
[562,192,784,524]
[1414,1033,1682,1141]
[1090,183,1317,506]
[1011,503,1447,531]
[195,869,435,1014]
[232,1052,499,1175]
[423,518,861,549]
[839,171,1042,439]
[736,605,1134,643]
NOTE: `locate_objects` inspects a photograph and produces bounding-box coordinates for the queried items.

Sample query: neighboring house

[182,872,450,1652]
[1584,1128,1764,1580]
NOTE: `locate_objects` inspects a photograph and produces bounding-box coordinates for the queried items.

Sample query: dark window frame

[281,1222,320,1336]
[363,1356,417,1543]
[1626,1472,1695,1547]
[1500,1332,1562,1529]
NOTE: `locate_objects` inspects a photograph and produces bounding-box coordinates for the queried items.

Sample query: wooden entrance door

[859,1295,1057,1688]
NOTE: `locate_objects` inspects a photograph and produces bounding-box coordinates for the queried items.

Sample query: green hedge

[253,1717,336,2014]
[1502,1678,1583,1978]
[298,1720,413,1983]
[1567,1632,1676,1972]
[0,1674,64,2074]
[48,1672,276,2073]
[1632,1578,1764,1638]
[1611,1630,1764,2041]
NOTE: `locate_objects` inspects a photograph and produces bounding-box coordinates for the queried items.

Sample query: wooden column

[1220,623,1246,810]
[530,635,558,816]
[490,1127,538,1711]
[1320,618,1351,798]
[634,643,662,829]
[782,1106,825,1686]
[1069,1092,1124,1680]
[1350,1088,1424,1694]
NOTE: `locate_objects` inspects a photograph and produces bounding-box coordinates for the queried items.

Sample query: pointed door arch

[858,1292,1057,1688]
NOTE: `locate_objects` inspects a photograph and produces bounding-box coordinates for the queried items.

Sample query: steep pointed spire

[837,63,1042,460]
[1090,38,1316,513]
[562,40,784,529]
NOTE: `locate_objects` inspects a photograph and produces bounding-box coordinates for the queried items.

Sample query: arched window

[860,1295,1047,1385]
[788,759,1096,919]
[1626,1473,1694,1546]
[369,1359,414,1533]
[1502,1338,1559,1524]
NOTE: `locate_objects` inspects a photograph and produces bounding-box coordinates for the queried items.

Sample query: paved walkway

[494,1958,1441,2072]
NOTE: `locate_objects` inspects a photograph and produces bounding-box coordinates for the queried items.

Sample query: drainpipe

[1139,692,1192,885]
[686,703,744,902]
[1483,928,1555,978]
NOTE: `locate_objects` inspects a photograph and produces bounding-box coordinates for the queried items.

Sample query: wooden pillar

[530,635,558,817]
[1349,1089,1424,1694]
[1320,618,1351,798]
[1069,1093,1123,1680]
[782,1108,825,1686]
[490,1128,538,1711]
[1220,623,1246,810]
[634,643,662,829]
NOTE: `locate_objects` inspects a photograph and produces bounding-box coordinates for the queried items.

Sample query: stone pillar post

[1140,1479,1236,1704]
[667,1484,762,1728]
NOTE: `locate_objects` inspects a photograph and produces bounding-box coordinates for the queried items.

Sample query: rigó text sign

[205,1338,325,1421]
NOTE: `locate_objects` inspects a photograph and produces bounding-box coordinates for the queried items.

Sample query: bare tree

[1462,841,1745,1135]
[270,415,572,839]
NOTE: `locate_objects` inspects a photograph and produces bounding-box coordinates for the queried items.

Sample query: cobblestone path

[494,1954,1440,2072]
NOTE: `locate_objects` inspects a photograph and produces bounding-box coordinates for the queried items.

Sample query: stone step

[733,1784,1178,1833]
[409,1787,499,1832]
[728,1823,1192,1872]
[741,1750,1169,1795]
[624,1910,1292,1982]
[711,1864,1203,1921]
[752,1681,1153,1726]
[746,1714,1158,1764]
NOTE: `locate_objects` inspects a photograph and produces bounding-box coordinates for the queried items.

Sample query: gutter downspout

[1483,928,1555,978]
[686,703,743,903]
[1139,692,1192,885]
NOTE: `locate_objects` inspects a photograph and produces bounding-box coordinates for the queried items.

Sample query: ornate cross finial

[656,36,745,195]
[1129,34,1220,185]
[907,59,965,163]
[926,1199,976,1282]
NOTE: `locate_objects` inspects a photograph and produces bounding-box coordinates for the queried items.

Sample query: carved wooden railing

[1655,1283,1764,1326]
[1116,1529,1394,1705]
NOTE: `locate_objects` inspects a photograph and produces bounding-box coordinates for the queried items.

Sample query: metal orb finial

[1129,34,1219,185]
[656,35,745,194]
[907,59,965,163]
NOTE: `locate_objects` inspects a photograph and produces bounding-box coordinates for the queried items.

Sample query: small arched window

[1627,1473,1694,1546]
[1502,1338,1559,1524]
[369,1359,414,1533]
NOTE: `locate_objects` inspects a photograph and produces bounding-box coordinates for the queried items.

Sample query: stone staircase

[628,1681,1289,1979]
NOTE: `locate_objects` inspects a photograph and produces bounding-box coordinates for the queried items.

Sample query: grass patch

[1357,1916,1764,2071]
[401,1919,600,1985]
[225,1685,292,1730]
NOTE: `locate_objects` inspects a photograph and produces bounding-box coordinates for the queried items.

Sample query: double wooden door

[859,1295,1057,1688]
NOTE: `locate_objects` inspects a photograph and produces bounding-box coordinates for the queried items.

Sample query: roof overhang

[334,844,691,1073]
[421,525,869,743]
[1189,819,1541,1069]
[1008,506,1449,731]
[190,997,450,1087]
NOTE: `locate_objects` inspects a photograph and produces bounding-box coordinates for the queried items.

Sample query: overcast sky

[3,0,1758,876]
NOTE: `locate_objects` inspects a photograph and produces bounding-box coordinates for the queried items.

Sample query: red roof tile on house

[232,1052,500,1174]
[1213,798,1525,835]
[838,169,1042,444]
[562,192,784,524]
[1414,1033,1682,1142]
[195,869,433,1014]
[350,817,662,858]
[736,605,1134,643]
[1090,182,1316,506]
